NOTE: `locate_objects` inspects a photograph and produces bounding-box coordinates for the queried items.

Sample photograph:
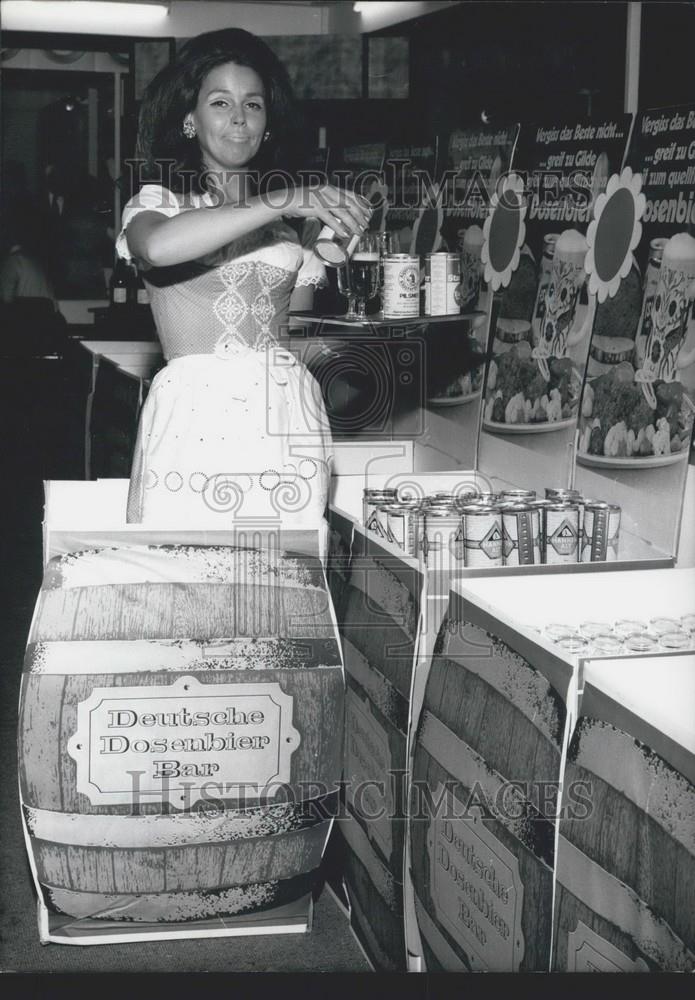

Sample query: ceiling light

[2,1,170,34]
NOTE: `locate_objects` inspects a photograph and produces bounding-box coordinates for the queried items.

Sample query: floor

[0,357,369,975]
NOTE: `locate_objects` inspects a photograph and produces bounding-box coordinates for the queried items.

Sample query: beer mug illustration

[458,224,485,310]
[635,233,695,408]
[532,229,592,381]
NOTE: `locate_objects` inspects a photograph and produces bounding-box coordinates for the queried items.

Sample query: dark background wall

[303,1,695,146]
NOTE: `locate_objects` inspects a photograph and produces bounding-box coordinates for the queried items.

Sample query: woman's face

[189,61,267,174]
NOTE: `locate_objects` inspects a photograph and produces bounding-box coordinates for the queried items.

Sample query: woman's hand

[279,184,372,239]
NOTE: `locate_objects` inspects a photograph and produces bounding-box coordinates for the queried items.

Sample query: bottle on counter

[110,257,132,307]
[135,267,149,308]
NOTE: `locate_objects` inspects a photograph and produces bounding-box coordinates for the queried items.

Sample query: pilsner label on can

[581,502,621,562]
[502,504,541,565]
[544,503,580,564]
[425,253,461,316]
[383,254,420,317]
[460,504,503,567]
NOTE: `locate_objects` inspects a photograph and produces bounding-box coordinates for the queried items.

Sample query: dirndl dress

[116,185,333,537]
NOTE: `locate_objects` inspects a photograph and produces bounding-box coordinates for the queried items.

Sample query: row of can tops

[363,486,621,515]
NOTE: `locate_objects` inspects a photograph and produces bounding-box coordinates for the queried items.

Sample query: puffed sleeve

[115,185,181,262]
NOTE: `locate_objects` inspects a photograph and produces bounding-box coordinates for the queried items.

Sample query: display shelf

[289,310,485,331]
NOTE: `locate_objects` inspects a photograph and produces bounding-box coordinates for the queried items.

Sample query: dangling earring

[182,119,197,139]
[263,130,271,142]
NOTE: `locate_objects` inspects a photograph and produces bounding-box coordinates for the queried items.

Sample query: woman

[117,28,369,534]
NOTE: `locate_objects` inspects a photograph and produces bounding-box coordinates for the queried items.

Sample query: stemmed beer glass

[349,233,380,320]
[336,233,380,321]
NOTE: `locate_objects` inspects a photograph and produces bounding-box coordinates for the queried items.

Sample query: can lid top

[315,238,347,266]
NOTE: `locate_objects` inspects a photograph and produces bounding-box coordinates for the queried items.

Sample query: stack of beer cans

[362,486,621,567]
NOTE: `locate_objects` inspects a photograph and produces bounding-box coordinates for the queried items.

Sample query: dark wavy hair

[135,28,296,195]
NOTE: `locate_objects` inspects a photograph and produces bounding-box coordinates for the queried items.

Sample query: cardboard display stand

[412,570,695,971]
[330,525,424,970]
[19,481,344,945]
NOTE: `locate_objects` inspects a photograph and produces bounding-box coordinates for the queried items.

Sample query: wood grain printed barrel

[332,529,423,970]
[19,539,343,931]
[409,598,572,971]
[552,663,695,972]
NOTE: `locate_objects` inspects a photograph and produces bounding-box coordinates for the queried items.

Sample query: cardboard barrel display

[553,655,695,972]
[333,528,424,970]
[409,589,574,971]
[326,508,356,626]
[18,538,343,939]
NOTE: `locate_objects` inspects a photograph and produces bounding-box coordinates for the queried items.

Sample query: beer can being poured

[314,227,360,267]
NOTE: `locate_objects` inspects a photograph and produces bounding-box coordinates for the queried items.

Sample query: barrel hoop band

[418,710,555,866]
[338,815,401,910]
[437,618,565,749]
[556,835,695,971]
[42,872,317,923]
[348,557,420,636]
[24,638,342,675]
[42,546,325,591]
[413,889,473,971]
[24,803,332,848]
[342,637,409,733]
[34,829,328,894]
[571,718,695,854]
[340,623,415,701]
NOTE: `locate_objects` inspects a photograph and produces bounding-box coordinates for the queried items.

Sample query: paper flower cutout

[481,173,527,291]
[585,167,646,303]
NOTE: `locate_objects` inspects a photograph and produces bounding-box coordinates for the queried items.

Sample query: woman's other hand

[280,185,371,240]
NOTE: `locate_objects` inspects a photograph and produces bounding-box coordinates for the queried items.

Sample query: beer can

[415,507,464,574]
[502,503,541,565]
[545,487,583,501]
[363,488,397,534]
[530,499,554,560]
[453,490,478,509]
[385,502,420,556]
[383,254,420,318]
[543,503,580,564]
[424,491,458,506]
[460,504,504,567]
[474,492,501,504]
[501,488,537,503]
[314,226,360,267]
[424,252,461,316]
[581,502,621,562]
